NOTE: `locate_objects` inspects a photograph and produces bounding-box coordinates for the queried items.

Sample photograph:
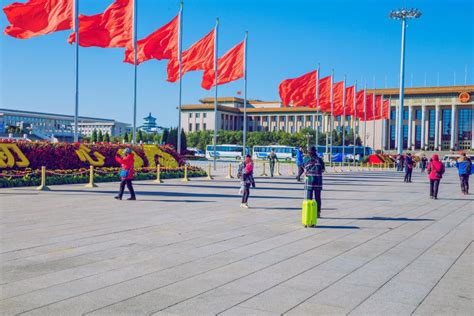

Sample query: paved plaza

[0,167,473,315]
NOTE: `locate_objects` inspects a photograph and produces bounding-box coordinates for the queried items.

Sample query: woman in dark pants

[427,154,445,199]
[115,148,136,200]
[240,155,254,208]
[303,146,325,217]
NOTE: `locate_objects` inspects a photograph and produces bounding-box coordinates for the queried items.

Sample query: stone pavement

[0,167,472,315]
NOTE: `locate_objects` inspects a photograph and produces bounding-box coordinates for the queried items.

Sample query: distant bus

[205,145,250,160]
[252,145,296,161]
[314,145,372,161]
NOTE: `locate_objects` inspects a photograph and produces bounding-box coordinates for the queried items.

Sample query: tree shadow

[321,216,434,222]
[314,225,360,229]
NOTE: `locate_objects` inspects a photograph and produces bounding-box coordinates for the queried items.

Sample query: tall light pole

[389,8,422,155]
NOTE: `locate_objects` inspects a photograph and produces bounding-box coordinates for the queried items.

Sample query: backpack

[237,163,245,178]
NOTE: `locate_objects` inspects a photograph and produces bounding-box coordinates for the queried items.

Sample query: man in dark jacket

[303,146,325,218]
[267,149,278,177]
[456,153,472,195]
[404,153,414,183]
[296,147,304,181]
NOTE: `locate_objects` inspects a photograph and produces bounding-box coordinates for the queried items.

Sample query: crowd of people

[112,146,471,216]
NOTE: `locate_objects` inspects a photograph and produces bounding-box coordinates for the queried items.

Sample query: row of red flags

[279,70,390,121]
[3,0,244,90]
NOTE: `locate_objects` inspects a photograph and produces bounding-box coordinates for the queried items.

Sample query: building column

[407,106,413,150]
[420,104,426,150]
[285,115,289,133]
[434,104,440,150]
[450,104,457,150]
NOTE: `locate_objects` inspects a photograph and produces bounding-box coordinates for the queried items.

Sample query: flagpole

[353,80,357,166]
[342,75,346,161]
[73,0,79,142]
[242,31,248,157]
[372,84,376,150]
[381,93,385,151]
[177,1,184,154]
[213,18,219,170]
[315,63,320,150]
[132,0,138,144]
[329,69,334,164]
[363,83,367,157]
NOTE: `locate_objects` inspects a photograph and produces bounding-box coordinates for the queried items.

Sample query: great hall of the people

[181,85,473,151]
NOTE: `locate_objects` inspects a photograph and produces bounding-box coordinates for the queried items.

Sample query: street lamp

[389,8,422,155]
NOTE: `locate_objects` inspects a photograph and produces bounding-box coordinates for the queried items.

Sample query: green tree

[104,132,110,142]
[180,129,187,152]
[153,133,161,144]
[123,132,129,143]
[97,130,104,142]
[91,129,98,142]
[137,130,143,143]
[162,129,170,144]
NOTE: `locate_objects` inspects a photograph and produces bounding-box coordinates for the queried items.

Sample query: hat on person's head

[308,146,316,154]
[124,147,132,154]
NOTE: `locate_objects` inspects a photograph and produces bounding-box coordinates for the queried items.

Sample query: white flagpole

[177,1,183,153]
[381,93,385,150]
[132,0,138,144]
[342,75,346,161]
[363,83,367,157]
[329,69,334,163]
[353,80,357,166]
[212,18,219,170]
[73,0,79,142]
[372,86,376,150]
[315,63,320,149]
[242,31,248,157]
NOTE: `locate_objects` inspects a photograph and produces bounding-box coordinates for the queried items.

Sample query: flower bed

[0,167,207,188]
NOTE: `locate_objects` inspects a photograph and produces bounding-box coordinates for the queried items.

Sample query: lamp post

[389,8,422,155]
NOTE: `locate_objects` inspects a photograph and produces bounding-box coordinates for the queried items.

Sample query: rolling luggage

[302,199,317,227]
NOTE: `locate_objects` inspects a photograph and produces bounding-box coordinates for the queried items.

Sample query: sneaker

[239,203,244,208]
[242,203,249,209]
[127,197,136,200]
[114,196,122,200]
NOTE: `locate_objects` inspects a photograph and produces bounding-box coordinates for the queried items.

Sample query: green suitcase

[302,199,317,227]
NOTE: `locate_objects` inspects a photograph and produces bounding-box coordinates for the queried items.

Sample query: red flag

[278,71,316,107]
[345,86,355,116]
[383,99,390,119]
[332,81,344,116]
[68,0,133,48]
[318,76,331,111]
[201,41,244,90]
[167,28,215,82]
[374,95,383,119]
[3,0,72,39]
[355,90,365,118]
[360,93,376,121]
[124,13,179,64]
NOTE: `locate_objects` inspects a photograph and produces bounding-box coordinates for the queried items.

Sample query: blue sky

[1,0,473,127]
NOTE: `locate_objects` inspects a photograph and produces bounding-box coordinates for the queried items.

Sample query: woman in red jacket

[427,154,445,200]
[114,148,136,200]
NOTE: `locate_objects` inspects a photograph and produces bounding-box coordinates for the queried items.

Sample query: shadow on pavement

[321,216,434,222]
[314,225,360,229]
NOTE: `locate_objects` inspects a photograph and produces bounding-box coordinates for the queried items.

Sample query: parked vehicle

[205,144,250,160]
[252,145,296,161]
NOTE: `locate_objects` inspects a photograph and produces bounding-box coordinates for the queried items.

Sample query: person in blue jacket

[295,146,305,182]
[455,153,472,195]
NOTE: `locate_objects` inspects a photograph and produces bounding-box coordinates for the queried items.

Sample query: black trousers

[460,174,470,193]
[306,189,322,215]
[296,166,304,181]
[404,169,412,182]
[430,179,440,198]
[118,179,135,198]
[241,184,250,203]
[269,163,275,177]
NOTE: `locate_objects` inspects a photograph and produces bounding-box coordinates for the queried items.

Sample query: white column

[450,104,456,150]
[285,115,289,133]
[302,114,306,130]
[407,106,413,150]
[434,104,440,150]
[382,119,387,150]
[420,104,426,150]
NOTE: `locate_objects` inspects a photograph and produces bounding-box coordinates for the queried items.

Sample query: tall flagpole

[342,75,346,161]
[242,31,248,157]
[212,18,219,170]
[177,1,184,154]
[372,85,376,150]
[329,69,334,163]
[353,80,357,166]
[363,83,367,157]
[315,63,320,149]
[73,0,79,142]
[381,93,385,150]
[132,0,138,144]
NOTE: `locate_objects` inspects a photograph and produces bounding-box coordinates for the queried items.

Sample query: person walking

[267,149,278,177]
[399,154,405,172]
[296,147,304,182]
[404,153,414,183]
[115,148,136,200]
[420,156,428,173]
[455,152,472,195]
[303,146,325,218]
[240,155,254,208]
[427,154,445,200]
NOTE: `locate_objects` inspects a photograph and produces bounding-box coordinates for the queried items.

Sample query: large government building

[181,85,473,151]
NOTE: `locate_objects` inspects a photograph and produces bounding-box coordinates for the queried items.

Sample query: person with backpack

[420,156,428,173]
[267,149,278,177]
[404,153,414,183]
[455,152,472,195]
[427,154,445,200]
[239,155,254,208]
[303,146,325,218]
[114,147,136,200]
[296,147,304,182]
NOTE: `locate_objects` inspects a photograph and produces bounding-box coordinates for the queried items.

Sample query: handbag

[119,169,129,178]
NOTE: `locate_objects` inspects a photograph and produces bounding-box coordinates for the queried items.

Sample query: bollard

[206,163,213,180]
[154,164,163,183]
[260,162,268,177]
[36,166,50,191]
[225,163,234,179]
[84,165,98,188]
[276,162,282,176]
[181,165,190,182]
